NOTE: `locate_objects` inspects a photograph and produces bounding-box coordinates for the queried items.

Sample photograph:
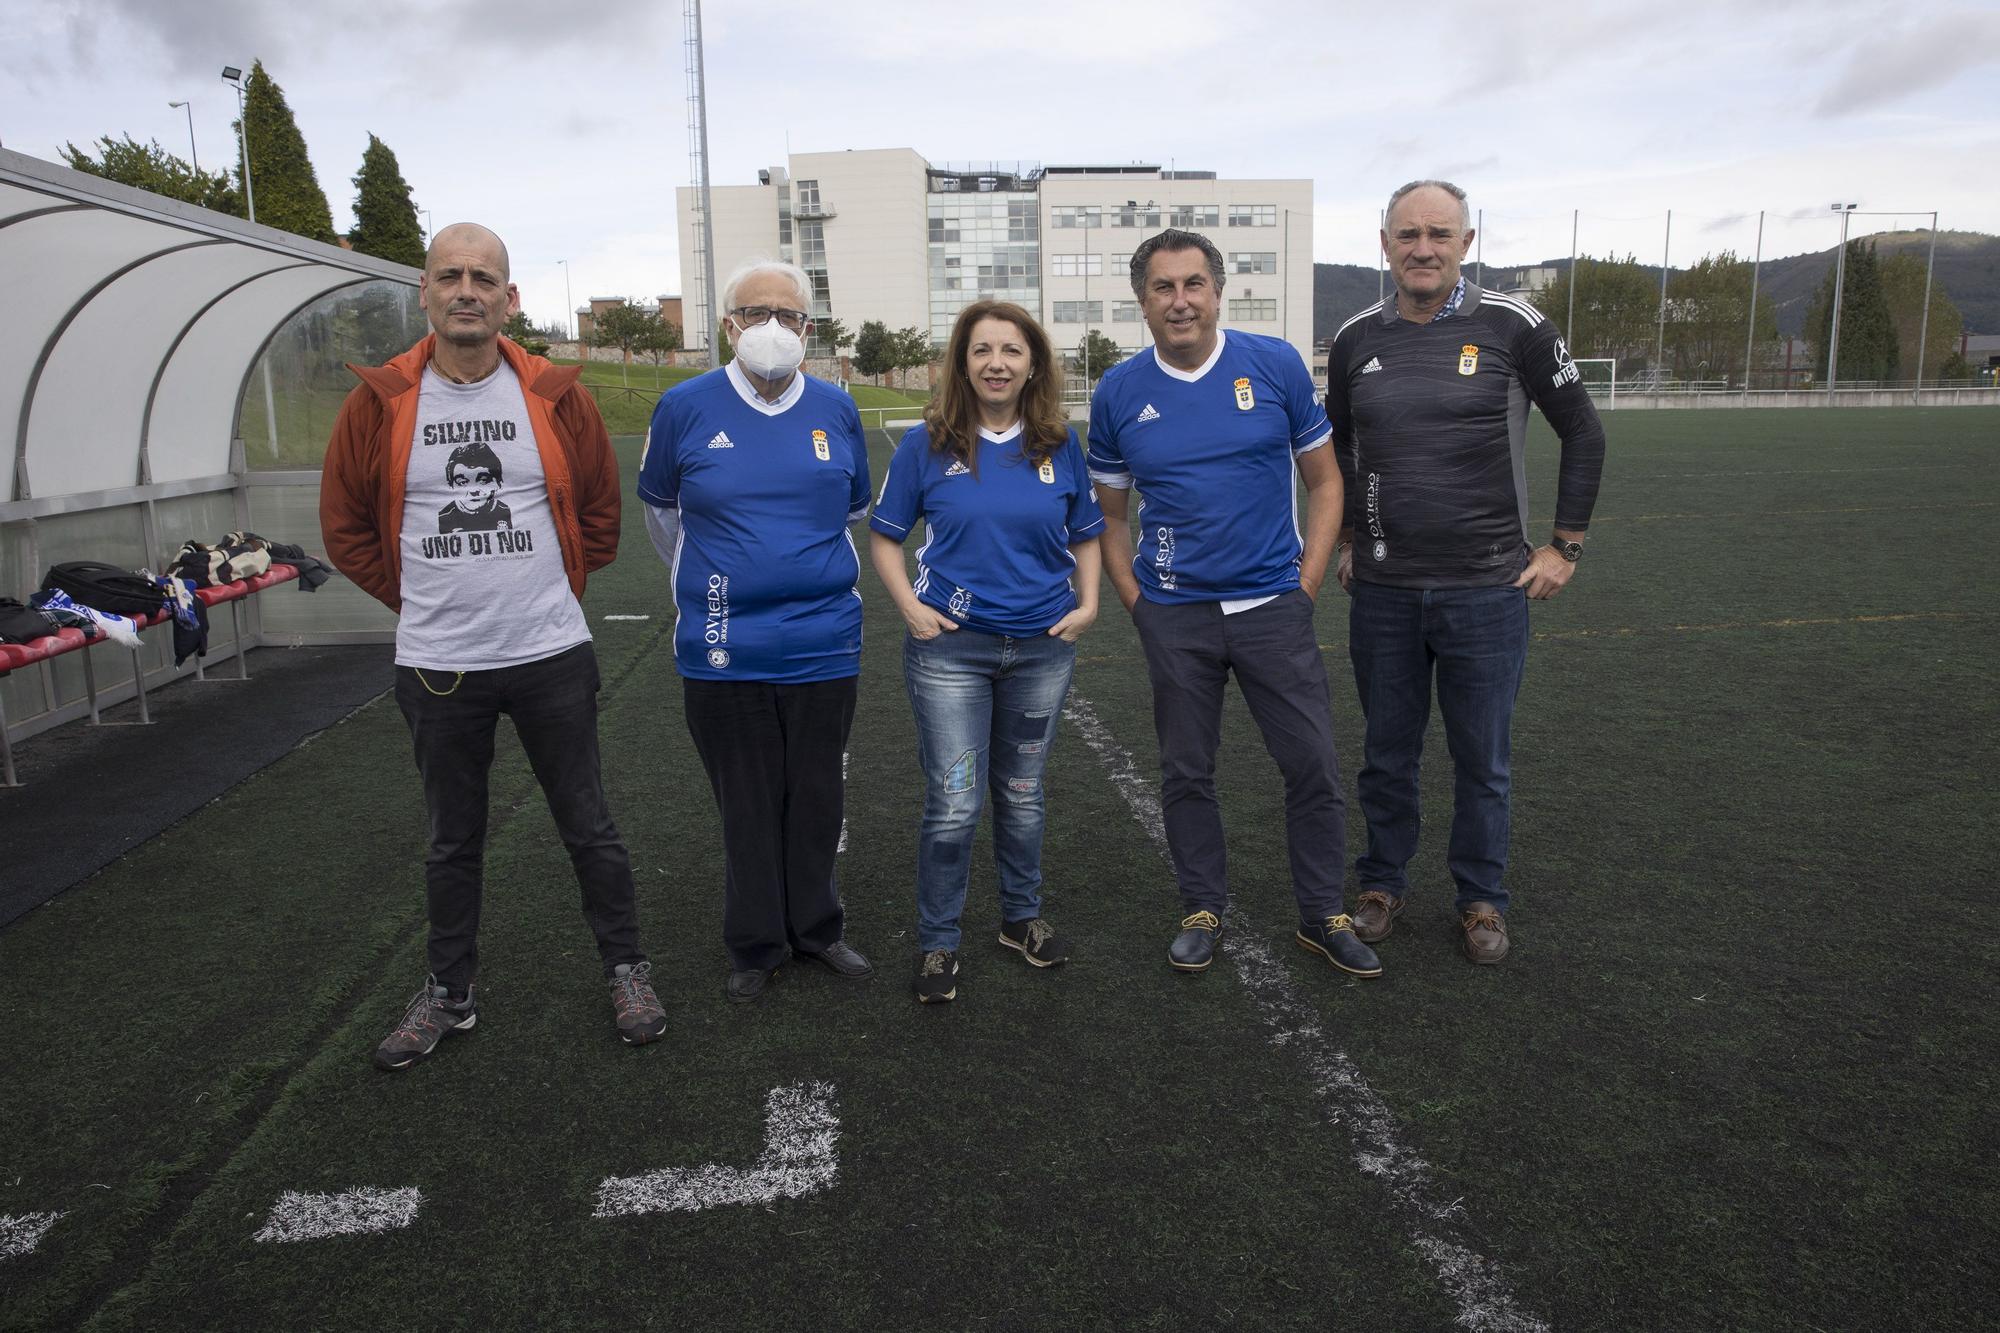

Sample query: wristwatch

[1551,535,1584,563]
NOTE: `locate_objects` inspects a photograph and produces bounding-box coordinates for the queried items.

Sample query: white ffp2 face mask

[732,318,806,379]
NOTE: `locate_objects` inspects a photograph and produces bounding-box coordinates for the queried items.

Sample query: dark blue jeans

[1347,581,1529,913]
[1132,590,1348,922]
[394,642,644,991]
[903,628,1076,951]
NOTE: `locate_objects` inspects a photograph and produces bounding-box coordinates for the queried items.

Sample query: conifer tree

[1806,240,1899,383]
[347,133,425,267]
[237,60,336,243]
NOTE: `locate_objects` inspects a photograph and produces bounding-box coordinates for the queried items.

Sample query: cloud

[1815,12,2000,113]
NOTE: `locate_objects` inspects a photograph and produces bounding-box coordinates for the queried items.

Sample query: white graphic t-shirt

[395,361,591,670]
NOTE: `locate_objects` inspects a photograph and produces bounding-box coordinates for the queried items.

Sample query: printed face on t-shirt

[440,443,510,531]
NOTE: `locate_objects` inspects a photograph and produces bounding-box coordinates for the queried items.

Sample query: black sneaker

[609,962,667,1045]
[1169,910,1225,972]
[998,917,1069,967]
[1296,915,1383,978]
[374,976,477,1070]
[913,949,959,1003]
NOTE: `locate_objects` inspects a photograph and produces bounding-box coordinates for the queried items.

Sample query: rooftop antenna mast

[684,0,721,368]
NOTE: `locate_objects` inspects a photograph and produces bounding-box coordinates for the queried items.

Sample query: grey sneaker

[610,962,667,1044]
[913,949,959,1004]
[998,917,1069,967]
[374,976,476,1071]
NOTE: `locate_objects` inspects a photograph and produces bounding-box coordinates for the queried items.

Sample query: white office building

[676,148,1315,368]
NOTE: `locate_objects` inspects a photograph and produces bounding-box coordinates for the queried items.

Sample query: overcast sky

[5,0,1997,332]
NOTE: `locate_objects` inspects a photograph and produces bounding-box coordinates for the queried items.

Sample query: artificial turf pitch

[0,406,1994,1331]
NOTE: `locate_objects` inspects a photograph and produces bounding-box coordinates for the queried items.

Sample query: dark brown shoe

[1461,903,1509,965]
[1352,890,1403,943]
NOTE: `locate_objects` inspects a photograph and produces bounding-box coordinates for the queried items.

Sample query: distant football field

[1,407,1994,1330]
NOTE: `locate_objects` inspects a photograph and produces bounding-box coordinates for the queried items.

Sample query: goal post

[1575,358,1616,408]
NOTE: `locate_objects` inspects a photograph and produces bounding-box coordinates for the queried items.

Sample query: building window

[1230,252,1278,274]
[1170,204,1220,228]
[1228,297,1277,321]
[1053,301,1104,324]
[1115,204,1161,228]
[1052,206,1102,229]
[1051,253,1103,277]
[1228,205,1277,227]
[797,179,821,211]
[1112,301,1141,323]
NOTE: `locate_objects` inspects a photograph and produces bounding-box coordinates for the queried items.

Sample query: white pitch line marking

[1062,691,1548,1333]
[0,1211,64,1260]
[602,614,651,621]
[253,1186,423,1244]
[595,1081,839,1218]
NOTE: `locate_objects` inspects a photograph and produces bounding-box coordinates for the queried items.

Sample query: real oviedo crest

[1458,344,1480,376]
[1233,377,1255,411]
[1037,459,1055,484]
[811,428,830,461]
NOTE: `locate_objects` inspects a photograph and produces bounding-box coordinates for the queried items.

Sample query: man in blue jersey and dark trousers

[1326,180,1606,965]
[1089,229,1380,979]
[636,259,875,1003]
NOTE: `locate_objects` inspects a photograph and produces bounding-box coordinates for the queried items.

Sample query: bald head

[426,222,510,281]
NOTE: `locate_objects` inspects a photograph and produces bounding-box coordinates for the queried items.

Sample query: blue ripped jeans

[903,627,1077,951]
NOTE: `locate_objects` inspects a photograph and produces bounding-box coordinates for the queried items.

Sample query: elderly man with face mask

[637,259,875,1004]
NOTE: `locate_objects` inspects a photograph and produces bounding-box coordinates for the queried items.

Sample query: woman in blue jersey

[868,300,1105,1003]
[636,259,875,1004]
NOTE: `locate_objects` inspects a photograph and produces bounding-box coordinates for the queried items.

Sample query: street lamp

[220,65,255,224]
[1824,203,1856,397]
[167,100,197,175]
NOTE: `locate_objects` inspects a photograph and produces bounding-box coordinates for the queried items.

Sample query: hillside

[1316,230,2000,341]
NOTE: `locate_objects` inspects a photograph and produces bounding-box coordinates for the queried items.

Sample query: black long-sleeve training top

[1326,281,1607,589]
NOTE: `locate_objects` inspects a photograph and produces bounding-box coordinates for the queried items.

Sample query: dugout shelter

[0,147,415,747]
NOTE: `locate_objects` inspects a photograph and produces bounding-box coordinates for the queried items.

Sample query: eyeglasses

[730,306,810,332]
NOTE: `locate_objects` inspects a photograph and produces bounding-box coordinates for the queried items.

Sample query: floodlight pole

[168,100,198,175]
[684,0,721,368]
[1566,209,1577,344]
[1744,210,1764,391]
[1826,204,1855,399]
[222,67,256,224]
[559,259,573,340]
[1474,207,1483,287]
[1377,209,1386,304]
[1654,210,1671,379]
[1914,211,1938,392]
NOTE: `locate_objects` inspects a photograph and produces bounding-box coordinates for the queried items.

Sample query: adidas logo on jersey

[1136,403,1161,423]
[706,431,734,449]
[944,460,971,477]
[1360,357,1384,375]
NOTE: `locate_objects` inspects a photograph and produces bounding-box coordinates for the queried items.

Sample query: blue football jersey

[636,365,870,682]
[1088,331,1330,603]
[870,422,1105,637]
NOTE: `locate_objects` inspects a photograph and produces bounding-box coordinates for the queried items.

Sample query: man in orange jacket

[321,222,666,1070]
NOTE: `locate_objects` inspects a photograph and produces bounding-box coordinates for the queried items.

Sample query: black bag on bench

[40,561,168,619]
[0,597,56,645]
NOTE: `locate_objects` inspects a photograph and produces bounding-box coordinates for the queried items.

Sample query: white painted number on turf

[595,1081,839,1218]
[0,1211,64,1260]
[253,1186,423,1243]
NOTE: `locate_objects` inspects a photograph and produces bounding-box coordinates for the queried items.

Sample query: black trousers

[682,674,857,971]
[1131,590,1348,922]
[394,642,644,992]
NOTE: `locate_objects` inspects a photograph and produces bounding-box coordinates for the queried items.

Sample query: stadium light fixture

[1825,203,1857,397]
[221,65,255,224]
[167,100,197,175]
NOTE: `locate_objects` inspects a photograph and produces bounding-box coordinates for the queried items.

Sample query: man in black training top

[1326,179,1606,964]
